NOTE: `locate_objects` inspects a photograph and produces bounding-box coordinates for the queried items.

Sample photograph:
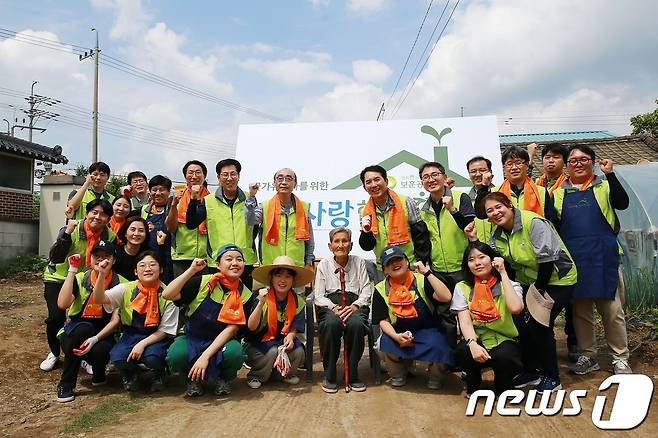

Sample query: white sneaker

[81,360,93,375]
[40,352,58,371]
[613,359,633,375]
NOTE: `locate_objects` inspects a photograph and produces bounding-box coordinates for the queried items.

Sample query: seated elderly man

[313,227,373,393]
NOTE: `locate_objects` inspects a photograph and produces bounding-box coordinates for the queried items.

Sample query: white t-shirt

[450,280,523,312]
[103,283,179,336]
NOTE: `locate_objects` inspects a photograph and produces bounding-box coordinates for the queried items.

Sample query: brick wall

[0,190,32,221]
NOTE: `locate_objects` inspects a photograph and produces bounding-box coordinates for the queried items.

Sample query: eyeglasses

[421,172,444,181]
[275,175,295,183]
[468,168,489,175]
[504,160,527,169]
[186,170,204,176]
[220,172,239,179]
[567,157,592,166]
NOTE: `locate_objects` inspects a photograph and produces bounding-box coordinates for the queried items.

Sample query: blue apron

[560,189,618,299]
[144,207,173,283]
[110,297,172,364]
[379,298,454,365]
[184,295,229,381]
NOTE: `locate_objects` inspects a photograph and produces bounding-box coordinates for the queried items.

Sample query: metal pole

[29,81,37,142]
[92,28,99,162]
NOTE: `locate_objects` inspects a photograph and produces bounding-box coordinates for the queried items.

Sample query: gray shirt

[313,255,373,310]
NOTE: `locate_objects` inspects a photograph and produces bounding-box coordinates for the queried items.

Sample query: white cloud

[296,82,384,122]
[128,102,183,129]
[239,56,349,87]
[90,0,151,40]
[309,0,330,9]
[347,0,388,15]
[352,59,392,84]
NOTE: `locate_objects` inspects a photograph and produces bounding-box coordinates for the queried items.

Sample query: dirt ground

[1,273,657,438]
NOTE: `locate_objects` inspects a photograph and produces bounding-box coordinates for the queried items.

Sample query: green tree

[74,163,88,177]
[630,99,658,137]
[106,174,127,196]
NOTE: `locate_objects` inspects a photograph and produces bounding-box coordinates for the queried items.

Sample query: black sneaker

[57,385,75,403]
[91,372,107,387]
[321,379,338,393]
[214,378,232,396]
[350,380,366,392]
[122,375,139,392]
[150,376,165,392]
[186,381,204,397]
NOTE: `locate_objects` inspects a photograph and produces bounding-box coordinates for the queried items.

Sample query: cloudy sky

[1,0,657,184]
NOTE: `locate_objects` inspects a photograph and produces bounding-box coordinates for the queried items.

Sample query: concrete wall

[0,220,38,264]
[39,175,84,257]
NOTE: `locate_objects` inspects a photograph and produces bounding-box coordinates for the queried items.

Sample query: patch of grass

[0,254,47,277]
[623,267,658,312]
[60,396,144,435]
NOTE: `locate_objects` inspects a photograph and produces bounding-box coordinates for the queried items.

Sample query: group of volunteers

[38,142,633,402]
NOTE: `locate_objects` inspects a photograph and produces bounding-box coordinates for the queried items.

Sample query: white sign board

[236,116,502,260]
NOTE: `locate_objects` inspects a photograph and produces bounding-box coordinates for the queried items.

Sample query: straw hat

[526,283,555,327]
[251,256,315,288]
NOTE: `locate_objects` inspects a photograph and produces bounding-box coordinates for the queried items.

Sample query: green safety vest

[256,292,306,332]
[187,274,253,317]
[374,272,434,326]
[371,195,415,266]
[43,221,115,282]
[204,190,257,265]
[119,281,172,326]
[67,270,125,317]
[420,190,469,273]
[73,188,114,220]
[261,199,310,266]
[489,210,577,286]
[171,218,208,262]
[456,280,518,350]
[475,218,494,243]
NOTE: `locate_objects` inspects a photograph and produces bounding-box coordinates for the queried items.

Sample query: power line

[0,27,284,122]
[391,0,461,118]
[384,0,434,110]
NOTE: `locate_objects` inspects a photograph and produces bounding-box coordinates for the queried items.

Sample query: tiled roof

[0,133,68,164]
[499,130,615,144]
[500,134,658,172]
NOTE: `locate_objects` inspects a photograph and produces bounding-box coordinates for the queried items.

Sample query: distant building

[0,133,68,263]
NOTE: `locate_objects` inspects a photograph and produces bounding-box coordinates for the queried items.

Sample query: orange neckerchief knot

[108,216,125,235]
[83,220,103,267]
[262,288,297,342]
[388,271,418,319]
[265,194,310,245]
[469,276,501,323]
[81,270,111,318]
[570,174,595,192]
[129,281,161,327]
[361,189,410,246]
[535,173,568,197]
[207,273,246,325]
[499,176,544,217]
[177,186,210,235]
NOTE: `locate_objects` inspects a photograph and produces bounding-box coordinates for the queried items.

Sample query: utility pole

[79,28,100,162]
[460,106,464,117]
[29,81,37,142]
[376,102,385,121]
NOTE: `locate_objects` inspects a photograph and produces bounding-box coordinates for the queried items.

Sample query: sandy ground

[1,273,657,438]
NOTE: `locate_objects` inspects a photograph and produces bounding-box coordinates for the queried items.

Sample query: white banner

[236,116,502,260]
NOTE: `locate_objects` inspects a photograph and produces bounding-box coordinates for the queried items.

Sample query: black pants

[564,300,578,347]
[59,324,112,389]
[44,281,66,356]
[317,305,369,384]
[454,339,522,393]
[514,284,573,379]
[115,354,166,379]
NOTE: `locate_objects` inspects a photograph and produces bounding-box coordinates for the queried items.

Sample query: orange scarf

[82,271,112,318]
[83,221,103,267]
[262,288,296,342]
[264,194,310,246]
[388,271,418,319]
[570,174,595,192]
[177,186,209,235]
[129,281,161,327]
[207,273,246,325]
[469,276,500,323]
[499,176,544,217]
[108,216,125,234]
[535,173,568,197]
[361,189,410,246]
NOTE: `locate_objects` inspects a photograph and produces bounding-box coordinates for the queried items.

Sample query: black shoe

[57,385,75,403]
[122,375,139,392]
[92,371,107,387]
[150,376,164,392]
[186,381,204,397]
[214,379,232,396]
[350,380,366,392]
[321,379,338,393]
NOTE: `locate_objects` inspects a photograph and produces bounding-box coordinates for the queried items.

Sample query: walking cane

[336,266,350,393]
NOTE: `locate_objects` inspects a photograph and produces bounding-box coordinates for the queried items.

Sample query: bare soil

[1,273,657,438]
